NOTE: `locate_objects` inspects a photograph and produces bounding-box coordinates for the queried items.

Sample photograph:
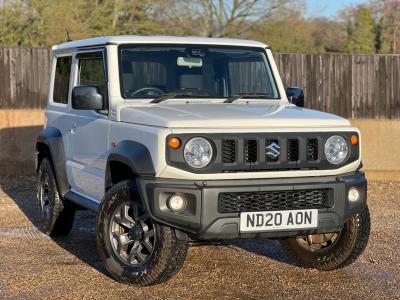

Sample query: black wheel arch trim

[105,140,156,191]
[36,127,70,197]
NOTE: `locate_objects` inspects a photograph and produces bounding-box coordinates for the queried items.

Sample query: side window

[53,56,72,104]
[78,54,106,97]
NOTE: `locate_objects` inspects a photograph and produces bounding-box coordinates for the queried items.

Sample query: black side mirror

[72,86,104,110]
[286,87,304,107]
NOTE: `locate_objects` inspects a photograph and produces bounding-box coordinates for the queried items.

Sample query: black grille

[245,140,257,163]
[218,189,329,213]
[222,140,236,163]
[166,132,359,173]
[307,139,318,161]
[287,139,299,161]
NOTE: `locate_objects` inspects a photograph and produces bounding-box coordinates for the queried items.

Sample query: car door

[65,48,110,202]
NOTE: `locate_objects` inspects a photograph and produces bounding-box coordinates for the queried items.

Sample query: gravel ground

[0,176,399,299]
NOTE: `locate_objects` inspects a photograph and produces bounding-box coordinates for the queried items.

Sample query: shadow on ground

[0,175,293,277]
[0,176,107,275]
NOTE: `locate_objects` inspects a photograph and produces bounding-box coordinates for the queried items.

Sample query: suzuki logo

[266,142,280,159]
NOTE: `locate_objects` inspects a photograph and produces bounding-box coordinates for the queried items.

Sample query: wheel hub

[296,232,341,251]
[109,201,156,266]
[129,225,144,241]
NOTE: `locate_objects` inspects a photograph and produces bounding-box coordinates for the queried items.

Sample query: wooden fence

[0,48,399,119]
[274,53,400,119]
[0,48,52,109]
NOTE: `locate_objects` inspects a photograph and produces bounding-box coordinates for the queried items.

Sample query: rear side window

[53,56,72,104]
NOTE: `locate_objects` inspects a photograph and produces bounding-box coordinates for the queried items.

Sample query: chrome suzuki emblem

[266,142,280,159]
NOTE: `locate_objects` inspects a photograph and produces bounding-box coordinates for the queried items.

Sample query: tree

[248,10,316,52]
[372,0,400,53]
[0,0,26,47]
[346,6,376,54]
[157,0,301,38]
[0,0,159,47]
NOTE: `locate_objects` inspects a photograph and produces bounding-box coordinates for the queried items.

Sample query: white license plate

[240,209,318,232]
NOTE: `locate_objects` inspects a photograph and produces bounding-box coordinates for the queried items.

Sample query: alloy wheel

[296,232,341,251]
[109,201,156,266]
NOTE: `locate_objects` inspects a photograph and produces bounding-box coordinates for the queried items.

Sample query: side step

[64,191,100,212]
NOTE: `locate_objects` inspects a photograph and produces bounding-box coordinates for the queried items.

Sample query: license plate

[240,209,318,232]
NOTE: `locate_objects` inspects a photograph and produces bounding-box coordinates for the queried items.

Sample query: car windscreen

[119,45,279,100]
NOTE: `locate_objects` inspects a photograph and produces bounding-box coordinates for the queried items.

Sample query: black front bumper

[137,172,367,241]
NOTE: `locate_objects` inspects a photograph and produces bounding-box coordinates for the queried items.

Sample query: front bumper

[137,172,367,241]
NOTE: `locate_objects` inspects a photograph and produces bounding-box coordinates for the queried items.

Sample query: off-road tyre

[36,157,75,236]
[280,205,370,271]
[96,180,188,286]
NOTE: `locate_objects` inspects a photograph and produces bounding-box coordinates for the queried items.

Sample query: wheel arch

[105,140,155,191]
[36,127,70,197]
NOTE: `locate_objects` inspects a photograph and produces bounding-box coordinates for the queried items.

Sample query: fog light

[348,187,360,203]
[167,194,186,212]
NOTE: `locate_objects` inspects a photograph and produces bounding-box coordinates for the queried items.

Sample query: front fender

[105,140,155,190]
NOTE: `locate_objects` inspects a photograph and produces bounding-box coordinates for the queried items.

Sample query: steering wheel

[129,86,164,97]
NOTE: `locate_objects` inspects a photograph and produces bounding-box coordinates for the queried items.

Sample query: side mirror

[286,87,304,107]
[72,86,104,110]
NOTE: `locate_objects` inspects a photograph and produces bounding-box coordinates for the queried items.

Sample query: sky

[306,0,367,17]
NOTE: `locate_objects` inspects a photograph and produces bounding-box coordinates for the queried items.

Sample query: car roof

[52,35,269,51]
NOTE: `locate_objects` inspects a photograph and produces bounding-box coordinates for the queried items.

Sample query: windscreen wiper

[151,92,209,103]
[224,93,276,103]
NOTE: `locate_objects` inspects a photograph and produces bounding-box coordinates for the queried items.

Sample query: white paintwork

[118,102,351,129]
[45,36,363,202]
[65,49,110,201]
[52,35,268,51]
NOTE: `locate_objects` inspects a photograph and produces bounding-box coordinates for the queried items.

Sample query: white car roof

[52,35,269,51]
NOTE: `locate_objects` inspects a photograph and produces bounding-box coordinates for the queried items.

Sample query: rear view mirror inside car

[177,57,203,68]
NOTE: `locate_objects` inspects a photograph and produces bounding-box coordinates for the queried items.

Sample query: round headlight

[324,135,348,164]
[184,137,213,168]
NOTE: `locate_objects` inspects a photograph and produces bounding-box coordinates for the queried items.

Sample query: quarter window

[53,56,72,104]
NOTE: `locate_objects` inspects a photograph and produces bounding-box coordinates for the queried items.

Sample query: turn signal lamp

[168,137,181,149]
[351,135,358,145]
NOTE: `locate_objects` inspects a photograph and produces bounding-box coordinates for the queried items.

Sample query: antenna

[66,28,72,42]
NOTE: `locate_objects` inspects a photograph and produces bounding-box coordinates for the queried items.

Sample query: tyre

[280,205,370,271]
[96,180,188,286]
[36,157,75,236]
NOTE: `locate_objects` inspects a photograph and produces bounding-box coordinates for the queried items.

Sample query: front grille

[218,189,329,213]
[287,139,299,161]
[307,139,319,161]
[222,140,236,163]
[221,136,321,171]
[245,139,258,163]
[166,132,359,173]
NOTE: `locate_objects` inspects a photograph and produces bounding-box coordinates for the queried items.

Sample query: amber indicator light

[168,137,181,149]
[351,135,358,145]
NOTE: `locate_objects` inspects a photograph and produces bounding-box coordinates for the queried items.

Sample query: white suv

[35,36,370,286]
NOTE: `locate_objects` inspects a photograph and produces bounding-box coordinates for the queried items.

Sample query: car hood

[118,102,350,129]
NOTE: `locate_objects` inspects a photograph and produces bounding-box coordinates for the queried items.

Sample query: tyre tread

[281,206,371,271]
[97,180,188,286]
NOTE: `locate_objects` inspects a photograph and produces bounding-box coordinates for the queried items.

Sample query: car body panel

[43,36,362,204]
[118,102,351,129]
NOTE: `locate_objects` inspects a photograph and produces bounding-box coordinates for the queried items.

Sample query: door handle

[70,122,77,134]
